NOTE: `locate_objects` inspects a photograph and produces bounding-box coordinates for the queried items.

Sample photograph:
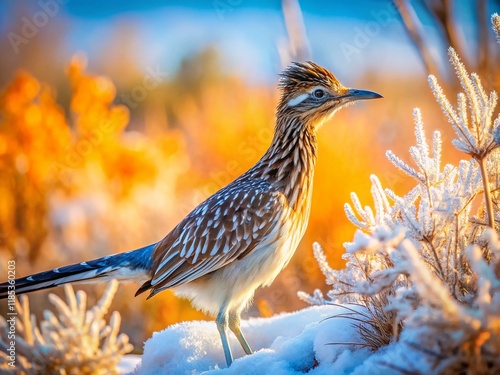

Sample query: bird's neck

[250,119,318,210]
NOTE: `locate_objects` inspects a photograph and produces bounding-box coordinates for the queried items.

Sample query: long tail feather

[0,244,155,299]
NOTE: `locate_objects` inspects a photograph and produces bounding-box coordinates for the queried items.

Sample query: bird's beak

[341,88,383,103]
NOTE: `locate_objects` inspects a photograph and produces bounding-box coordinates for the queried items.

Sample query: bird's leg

[216,309,233,367]
[228,310,253,355]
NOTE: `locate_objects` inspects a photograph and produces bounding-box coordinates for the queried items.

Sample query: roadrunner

[0,61,381,366]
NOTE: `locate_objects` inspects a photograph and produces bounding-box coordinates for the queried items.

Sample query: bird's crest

[279,61,342,92]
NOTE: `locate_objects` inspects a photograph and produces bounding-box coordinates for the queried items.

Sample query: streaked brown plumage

[0,61,382,367]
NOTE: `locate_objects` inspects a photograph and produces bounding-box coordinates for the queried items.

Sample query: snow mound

[132,305,374,375]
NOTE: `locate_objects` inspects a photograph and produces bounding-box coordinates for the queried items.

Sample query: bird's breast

[172,210,307,316]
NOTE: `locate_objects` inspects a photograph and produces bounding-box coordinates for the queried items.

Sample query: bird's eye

[312,89,325,99]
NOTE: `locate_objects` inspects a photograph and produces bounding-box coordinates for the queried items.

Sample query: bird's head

[277,61,382,130]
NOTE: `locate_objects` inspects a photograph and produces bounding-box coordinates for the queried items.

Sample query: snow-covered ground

[119,305,429,375]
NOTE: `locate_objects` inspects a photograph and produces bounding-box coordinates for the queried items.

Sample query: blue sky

[0,0,496,84]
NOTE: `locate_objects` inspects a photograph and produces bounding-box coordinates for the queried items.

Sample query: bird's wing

[142,179,286,297]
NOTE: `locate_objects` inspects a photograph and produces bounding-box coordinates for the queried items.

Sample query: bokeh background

[0,0,499,351]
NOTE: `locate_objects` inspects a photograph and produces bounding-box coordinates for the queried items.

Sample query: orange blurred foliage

[0,70,69,262]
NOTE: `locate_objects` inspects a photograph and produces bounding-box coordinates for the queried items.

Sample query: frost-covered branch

[0,281,132,374]
[493,13,500,43]
[429,48,500,228]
